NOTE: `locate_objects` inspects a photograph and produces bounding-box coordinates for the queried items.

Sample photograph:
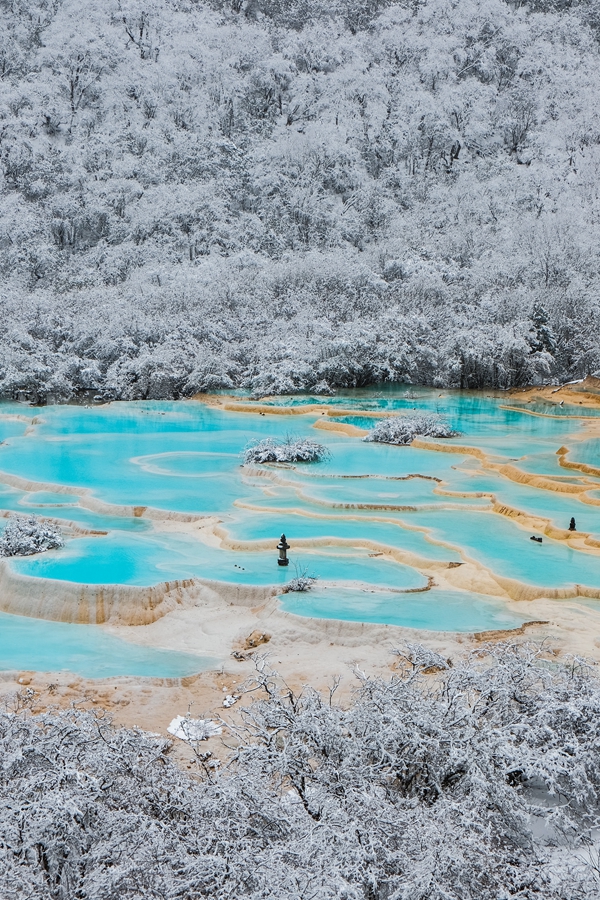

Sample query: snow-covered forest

[1,0,600,400]
[4,646,600,898]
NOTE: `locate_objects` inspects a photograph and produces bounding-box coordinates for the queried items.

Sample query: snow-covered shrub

[243,437,329,464]
[364,412,459,445]
[3,646,600,897]
[282,565,318,592]
[283,574,317,592]
[0,514,63,557]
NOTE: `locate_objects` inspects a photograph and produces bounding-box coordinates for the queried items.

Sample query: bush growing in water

[282,564,318,592]
[364,412,459,445]
[0,514,63,557]
[243,437,329,464]
[283,574,317,592]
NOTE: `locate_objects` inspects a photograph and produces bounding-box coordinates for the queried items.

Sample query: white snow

[0,515,64,557]
[364,413,459,445]
[167,716,222,743]
[222,695,238,708]
[244,438,329,464]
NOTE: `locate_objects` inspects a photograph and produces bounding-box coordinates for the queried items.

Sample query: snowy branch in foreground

[3,645,600,898]
[0,514,64,557]
[243,437,329,464]
[364,412,459,445]
[394,642,452,672]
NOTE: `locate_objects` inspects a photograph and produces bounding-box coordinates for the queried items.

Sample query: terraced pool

[0,384,599,674]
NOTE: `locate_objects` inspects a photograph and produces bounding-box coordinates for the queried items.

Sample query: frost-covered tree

[1,0,600,399]
[243,436,329,463]
[3,645,600,897]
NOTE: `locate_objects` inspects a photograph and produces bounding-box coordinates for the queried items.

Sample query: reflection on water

[0,386,599,646]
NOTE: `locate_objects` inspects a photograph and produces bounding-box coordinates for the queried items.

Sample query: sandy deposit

[508,375,600,410]
[3,579,600,760]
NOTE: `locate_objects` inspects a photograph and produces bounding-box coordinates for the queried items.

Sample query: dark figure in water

[277,533,290,566]
[569,517,576,531]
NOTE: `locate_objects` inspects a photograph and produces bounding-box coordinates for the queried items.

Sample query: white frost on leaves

[364,412,459,445]
[167,716,222,742]
[2,647,600,896]
[0,514,64,557]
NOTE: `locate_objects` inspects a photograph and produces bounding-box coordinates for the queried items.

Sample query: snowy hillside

[1,0,600,399]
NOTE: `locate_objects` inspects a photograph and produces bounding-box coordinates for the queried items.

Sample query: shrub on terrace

[282,564,318,592]
[0,514,64,557]
[364,412,459,444]
[283,573,317,591]
[243,437,329,464]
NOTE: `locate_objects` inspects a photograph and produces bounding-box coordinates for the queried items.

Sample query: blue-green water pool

[0,385,599,673]
[10,533,429,590]
[281,586,529,632]
[0,611,213,678]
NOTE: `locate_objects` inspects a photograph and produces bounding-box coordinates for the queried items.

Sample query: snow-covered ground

[3,646,600,897]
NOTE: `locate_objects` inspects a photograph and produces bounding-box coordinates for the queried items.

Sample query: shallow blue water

[0,611,213,678]
[0,417,29,442]
[281,586,528,632]
[566,438,600,468]
[13,532,429,590]
[411,509,600,588]
[441,464,600,537]
[0,483,152,533]
[261,386,600,420]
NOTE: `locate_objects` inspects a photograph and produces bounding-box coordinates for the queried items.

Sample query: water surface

[0,611,213,678]
[0,386,599,659]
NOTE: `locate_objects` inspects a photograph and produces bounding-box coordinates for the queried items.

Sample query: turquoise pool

[0,386,598,666]
[281,586,529,633]
[0,611,213,678]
